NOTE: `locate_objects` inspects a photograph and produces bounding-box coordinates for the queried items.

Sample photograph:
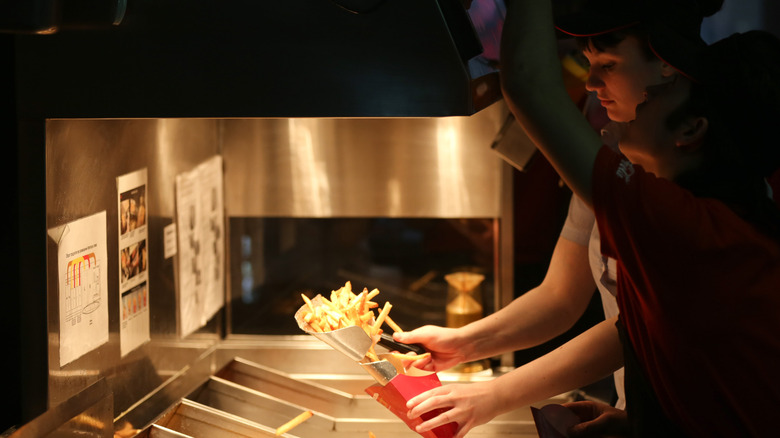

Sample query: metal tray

[151,398,289,437]
[199,356,571,437]
[187,376,421,437]
[212,357,392,419]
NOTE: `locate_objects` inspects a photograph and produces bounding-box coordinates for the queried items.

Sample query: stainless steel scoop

[294,296,376,361]
[294,295,427,385]
[295,295,425,359]
[361,352,435,386]
[360,357,401,386]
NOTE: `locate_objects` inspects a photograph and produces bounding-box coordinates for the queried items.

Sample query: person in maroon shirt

[497,0,780,436]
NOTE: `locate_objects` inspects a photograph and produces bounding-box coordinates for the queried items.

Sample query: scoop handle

[378,333,427,355]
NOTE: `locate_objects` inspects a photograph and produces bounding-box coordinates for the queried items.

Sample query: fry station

[1,1,603,437]
[10,104,579,438]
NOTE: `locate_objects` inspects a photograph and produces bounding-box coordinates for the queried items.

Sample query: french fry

[275,410,313,436]
[385,315,403,333]
[364,349,380,362]
[371,301,392,336]
[348,290,364,308]
[301,294,314,313]
[386,351,431,362]
[366,288,380,301]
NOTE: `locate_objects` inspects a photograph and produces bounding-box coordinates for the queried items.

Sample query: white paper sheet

[55,211,109,367]
[175,168,202,337]
[197,156,226,325]
[163,223,177,259]
[175,155,225,337]
[117,168,151,357]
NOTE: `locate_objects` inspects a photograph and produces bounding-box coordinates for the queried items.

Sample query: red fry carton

[365,373,457,438]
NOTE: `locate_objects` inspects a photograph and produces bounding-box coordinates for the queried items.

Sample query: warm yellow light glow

[436,117,470,213]
[288,119,332,216]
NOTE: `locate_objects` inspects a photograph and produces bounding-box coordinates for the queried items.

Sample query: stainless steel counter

[130,338,572,437]
[11,337,574,437]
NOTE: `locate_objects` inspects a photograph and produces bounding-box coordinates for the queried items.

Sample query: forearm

[500,0,600,205]
[459,238,597,361]
[455,289,562,360]
[501,0,561,95]
[487,317,623,412]
[462,287,586,360]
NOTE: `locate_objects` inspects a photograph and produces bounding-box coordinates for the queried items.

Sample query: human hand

[393,325,466,372]
[563,400,630,438]
[406,381,500,438]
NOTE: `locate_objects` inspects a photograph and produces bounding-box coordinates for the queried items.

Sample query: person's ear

[676,116,708,149]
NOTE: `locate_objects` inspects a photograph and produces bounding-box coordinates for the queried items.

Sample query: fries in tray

[300,281,423,363]
[275,410,313,436]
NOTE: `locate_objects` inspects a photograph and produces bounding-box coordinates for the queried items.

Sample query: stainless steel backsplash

[222,102,509,218]
[43,100,515,421]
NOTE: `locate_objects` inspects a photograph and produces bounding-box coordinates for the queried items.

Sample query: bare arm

[489,316,623,409]
[394,237,597,368]
[463,237,597,357]
[500,0,602,206]
[406,316,624,437]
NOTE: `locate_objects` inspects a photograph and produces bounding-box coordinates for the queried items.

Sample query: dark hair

[575,26,655,60]
[671,31,780,239]
[571,0,725,60]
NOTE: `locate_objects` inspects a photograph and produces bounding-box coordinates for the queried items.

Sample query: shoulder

[561,194,595,246]
[592,149,706,248]
[594,151,772,252]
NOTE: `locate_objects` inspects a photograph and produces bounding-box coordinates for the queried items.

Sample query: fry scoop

[294,296,377,361]
[294,296,427,385]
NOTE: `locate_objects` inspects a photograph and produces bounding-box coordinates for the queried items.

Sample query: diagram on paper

[64,252,102,324]
[53,210,109,367]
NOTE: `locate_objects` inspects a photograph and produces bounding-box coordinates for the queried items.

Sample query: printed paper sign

[55,211,109,366]
[117,168,151,356]
[175,155,225,337]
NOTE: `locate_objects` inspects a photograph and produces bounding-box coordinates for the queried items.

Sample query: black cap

[646,22,707,81]
[555,0,643,38]
[555,0,718,81]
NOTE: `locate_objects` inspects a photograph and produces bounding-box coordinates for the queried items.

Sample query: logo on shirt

[616,159,635,183]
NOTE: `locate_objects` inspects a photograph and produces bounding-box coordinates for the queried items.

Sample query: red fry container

[365,373,457,438]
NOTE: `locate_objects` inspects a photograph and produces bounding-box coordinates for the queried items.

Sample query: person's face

[618,76,693,175]
[583,35,672,123]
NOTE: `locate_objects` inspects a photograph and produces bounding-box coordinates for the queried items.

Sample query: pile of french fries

[275,410,312,436]
[300,281,405,362]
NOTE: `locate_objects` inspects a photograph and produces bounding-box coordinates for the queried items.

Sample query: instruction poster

[117,168,150,357]
[54,211,109,367]
[175,155,225,338]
